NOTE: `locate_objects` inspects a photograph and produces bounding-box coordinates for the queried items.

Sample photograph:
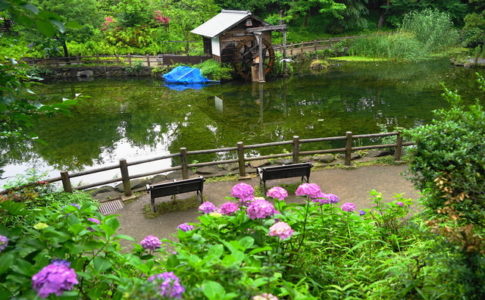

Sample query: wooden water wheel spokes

[233,38,275,81]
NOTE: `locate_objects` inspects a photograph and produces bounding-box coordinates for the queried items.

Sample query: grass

[329,56,390,62]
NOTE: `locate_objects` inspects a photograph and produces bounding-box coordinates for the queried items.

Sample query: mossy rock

[310,59,330,71]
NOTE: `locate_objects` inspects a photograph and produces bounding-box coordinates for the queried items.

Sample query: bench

[257,163,313,193]
[146,177,205,212]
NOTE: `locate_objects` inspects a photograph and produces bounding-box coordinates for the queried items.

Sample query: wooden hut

[191,10,286,82]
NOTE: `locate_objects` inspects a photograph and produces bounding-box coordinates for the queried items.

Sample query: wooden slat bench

[146,177,205,212]
[257,163,313,193]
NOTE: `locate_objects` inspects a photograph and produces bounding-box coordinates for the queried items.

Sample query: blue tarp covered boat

[162,66,210,84]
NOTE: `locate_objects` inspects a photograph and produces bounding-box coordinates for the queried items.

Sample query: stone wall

[40,66,154,80]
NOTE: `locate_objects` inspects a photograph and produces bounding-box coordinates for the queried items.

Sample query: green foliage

[405,77,485,227]
[195,59,232,81]
[400,9,459,52]
[349,32,427,61]
[462,10,485,48]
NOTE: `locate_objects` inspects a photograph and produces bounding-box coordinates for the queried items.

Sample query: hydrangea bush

[0,183,474,299]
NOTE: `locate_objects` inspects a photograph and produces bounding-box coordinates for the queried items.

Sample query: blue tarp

[162,66,210,84]
[163,83,208,91]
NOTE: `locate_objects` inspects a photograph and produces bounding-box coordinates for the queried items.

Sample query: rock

[93,191,122,202]
[150,174,167,184]
[115,179,149,192]
[299,156,313,163]
[274,158,293,165]
[310,59,329,71]
[76,70,93,78]
[313,154,335,163]
[166,171,182,180]
[351,153,362,160]
[86,185,116,196]
[367,149,393,157]
[195,166,220,175]
[218,163,239,171]
[250,159,271,168]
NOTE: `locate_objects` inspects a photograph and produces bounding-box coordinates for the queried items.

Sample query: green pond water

[2,59,484,186]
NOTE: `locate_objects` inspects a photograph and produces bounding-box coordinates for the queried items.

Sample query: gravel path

[116,164,420,242]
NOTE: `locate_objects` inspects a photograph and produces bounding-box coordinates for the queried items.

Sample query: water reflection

[1,59,483,185]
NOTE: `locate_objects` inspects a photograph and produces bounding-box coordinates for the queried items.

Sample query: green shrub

[400,9,459,52]
[405,75,485,299]
[349,32,427,61]
[195,59,232,81]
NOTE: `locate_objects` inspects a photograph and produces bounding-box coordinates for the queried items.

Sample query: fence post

[345,131,353,166]
[60,171,73,193]
[119,159,132,197]
[292,136,300,163]
[146,55,150,67]
[180,147,189,179]
[237,142,246,177]
[394,132,403,162]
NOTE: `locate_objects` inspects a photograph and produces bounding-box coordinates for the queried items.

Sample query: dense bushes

[349,9,459,61]
[195,59,233,81]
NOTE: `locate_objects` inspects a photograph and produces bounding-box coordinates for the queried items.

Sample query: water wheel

[233,38,275,81]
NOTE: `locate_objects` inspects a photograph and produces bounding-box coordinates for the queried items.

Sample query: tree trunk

[378,0,390,29]
[61,39,69,58]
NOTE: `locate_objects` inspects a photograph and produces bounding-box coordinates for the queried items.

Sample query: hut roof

[191,10,267,38]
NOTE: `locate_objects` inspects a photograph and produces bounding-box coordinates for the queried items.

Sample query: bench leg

[197,190,203,203]
[151,197,156,213]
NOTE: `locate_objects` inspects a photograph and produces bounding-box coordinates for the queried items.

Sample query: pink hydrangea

[140,235,161,250]
[253,293,279,300]
[295,183,322,199]
[198,201,217,214]
[268,222,294,240]
[220,202,239,215]
[341,202,356,212]
[247,199,276,219]
[87,218,100,224]
[396,201,404,207]
[231,183,254,202]
[266,187,288,200]
[32,260,78,298]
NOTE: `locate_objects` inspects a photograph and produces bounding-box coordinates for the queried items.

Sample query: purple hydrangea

[247,199,276,219]
[295,183,322,199]
[396,201,404,207]
[266,187,288,200]
[198,201,217,214]
[220,202,239,215]
[269,222,294,240]
[312,193,340,204]
[341,202,356,212]
[0,235,8,252]
[69,203,80,209]
[231,183,255,202]
[32,260,78,298]
[148,272,185,299]
[140,235,162,250]
[87,218,100,224]
[359,210,366,216]
[177,223,194,232]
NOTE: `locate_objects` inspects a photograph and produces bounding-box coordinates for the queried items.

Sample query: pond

[1,59,483,187]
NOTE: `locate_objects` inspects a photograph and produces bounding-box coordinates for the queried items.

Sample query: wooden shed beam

[246,24,287,33]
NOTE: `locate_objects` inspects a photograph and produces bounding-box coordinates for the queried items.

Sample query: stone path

[116,165,420,243]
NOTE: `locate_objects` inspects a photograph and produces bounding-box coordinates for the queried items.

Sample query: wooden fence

[274,36,356,56]
[22,54,211,68]
[0,131,414,197]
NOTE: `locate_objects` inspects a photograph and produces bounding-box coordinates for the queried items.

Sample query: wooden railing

[22,54,211,68]
[274,36,357,56]
[0,131,414,197]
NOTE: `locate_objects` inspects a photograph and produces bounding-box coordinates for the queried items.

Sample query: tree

[28,0,102,57]
[284,0,346,26]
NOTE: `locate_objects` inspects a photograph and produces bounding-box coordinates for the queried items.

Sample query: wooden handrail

[0,131,415,195]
